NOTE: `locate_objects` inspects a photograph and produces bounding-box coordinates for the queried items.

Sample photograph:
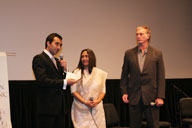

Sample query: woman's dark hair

[77,48,96,74]
[45,33,62,48]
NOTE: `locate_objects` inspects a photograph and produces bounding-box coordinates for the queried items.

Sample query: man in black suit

[32,33,76,128]
[120,26,165,128]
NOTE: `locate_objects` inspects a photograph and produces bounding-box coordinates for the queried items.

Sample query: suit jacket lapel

[142,46,152,73]
[42,52,59,73]
[133,46,141,73]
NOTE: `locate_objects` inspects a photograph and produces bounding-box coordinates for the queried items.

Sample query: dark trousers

[129,99,159,128]
[37,113,68,128]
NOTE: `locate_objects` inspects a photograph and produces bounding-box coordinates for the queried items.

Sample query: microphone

[59,54,65,72]
[59,54,63,60]
[89,97,94,112]
[150,102,156,106]
[89,97,98,128]
[89,97,94,101]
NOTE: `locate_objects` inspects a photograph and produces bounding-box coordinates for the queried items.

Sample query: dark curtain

[9,81,37,128]
[9,79,192,128]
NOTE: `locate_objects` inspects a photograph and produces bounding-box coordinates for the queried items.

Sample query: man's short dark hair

[45,33,62,48]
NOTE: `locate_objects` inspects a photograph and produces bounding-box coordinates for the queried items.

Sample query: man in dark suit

[120,26,165,128]
[32,33,76,128]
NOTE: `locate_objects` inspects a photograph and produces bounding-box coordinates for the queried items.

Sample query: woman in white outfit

[71,49,107,128]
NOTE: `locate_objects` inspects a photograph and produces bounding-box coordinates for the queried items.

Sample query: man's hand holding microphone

[59,54,76,86]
